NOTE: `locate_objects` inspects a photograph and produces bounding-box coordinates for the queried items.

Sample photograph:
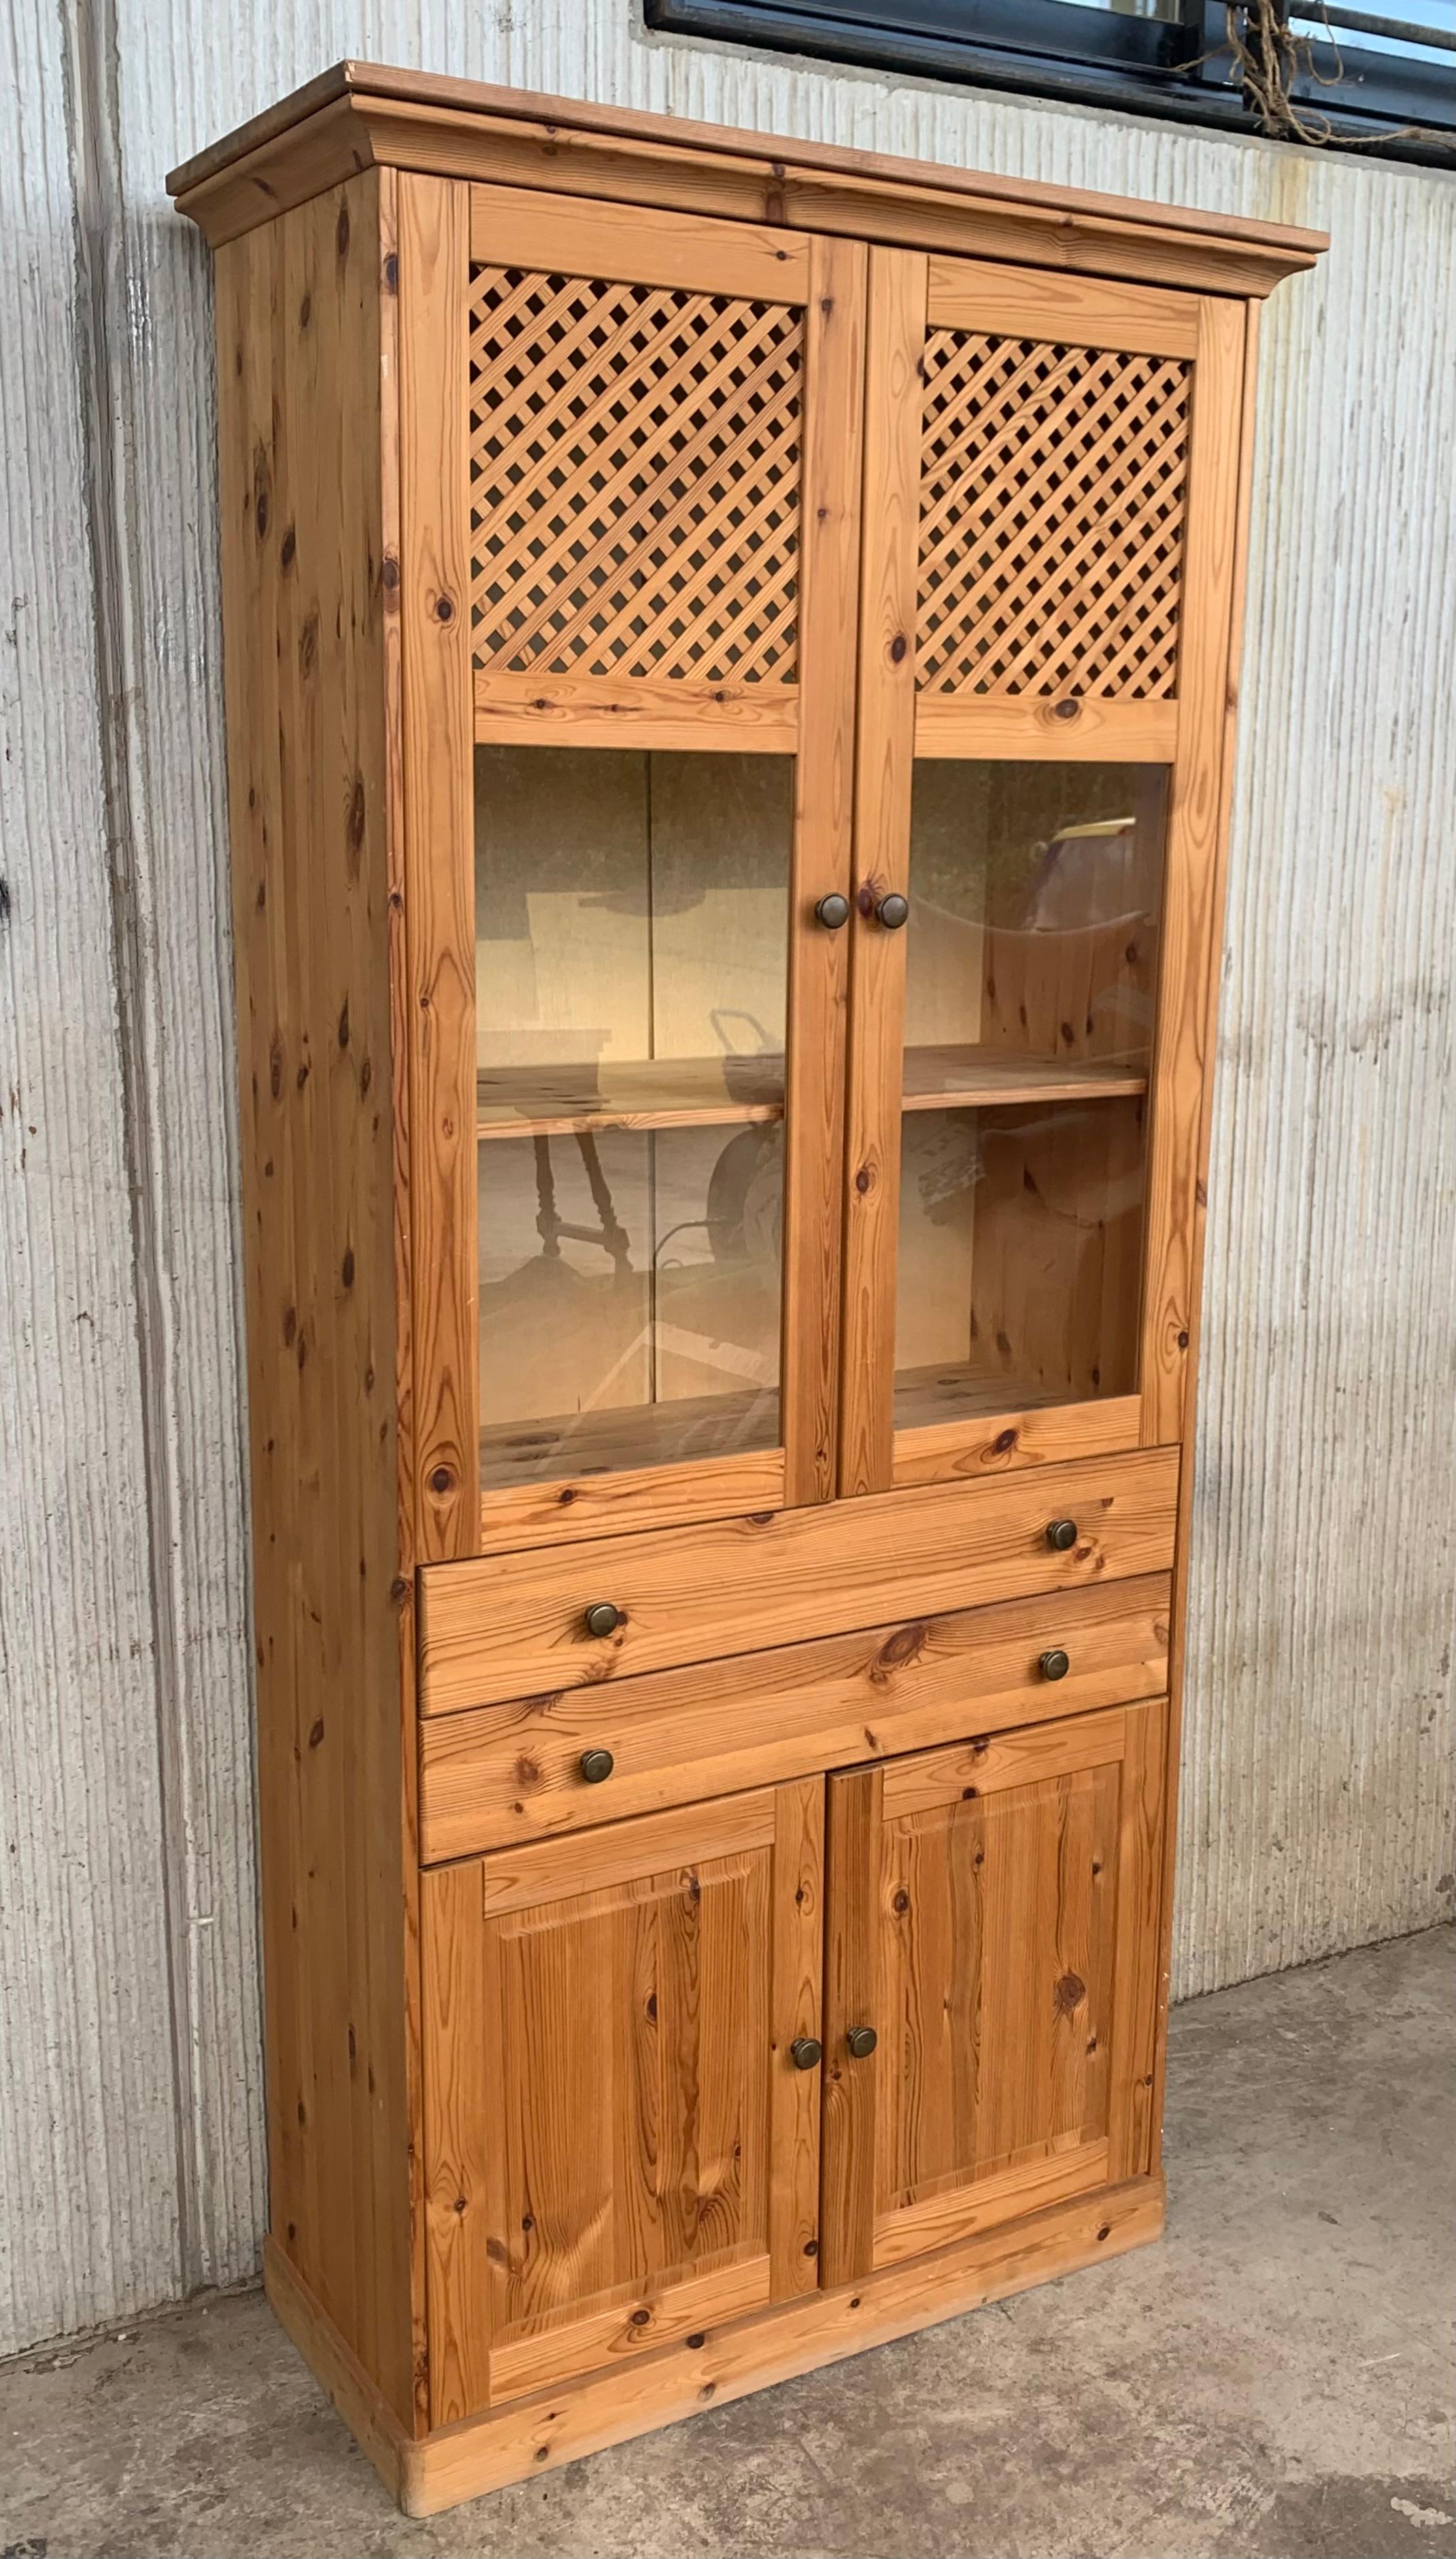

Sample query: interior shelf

[477,1047,1147,1141]
[900,1048,1148,1111]
[893,1361,1074,1433]
[477,1055,785,1140]
[480,1383,779,1489]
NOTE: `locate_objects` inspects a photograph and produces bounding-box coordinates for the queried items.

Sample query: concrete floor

[1,1928,1451,2559]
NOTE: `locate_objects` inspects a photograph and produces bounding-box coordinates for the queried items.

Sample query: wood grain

[818,1763,883,2285]
[264,2238,411,2504]
[418,1573,1172,1861]
[399,173,478,1559]
[913,696,1178,760]
[169,72,1326,301]
[926,256,1200,355]
[168,67,1320,258]
[821,1705,1160,2282]
[475,1053,786,1140]
[421,1781,823,2415]
[782,231,867,1505]
[418,1445,1179,1712]
[271,2165,1162,2513]
[216,173,417,2426]
[478,1443,788,1556]
[474,668,799,751]
[891,1394,1141,1489]
[1138,295,1247,1451]
[467,179,810,301]
[839,247,925,1495]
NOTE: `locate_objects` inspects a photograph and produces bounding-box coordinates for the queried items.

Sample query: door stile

[838,247,927,1497]
[398,174,479,1561]
[781,234,868,1506]
[770,1774,828,2290]
[819,1761,884,2285]
[1136,292,1248,1453]
[1107,1695,1168,2178]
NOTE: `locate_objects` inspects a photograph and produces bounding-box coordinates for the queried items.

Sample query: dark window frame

[644,0,1456,168]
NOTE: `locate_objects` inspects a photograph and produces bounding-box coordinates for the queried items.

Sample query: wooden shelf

[894,1361,1082,1433]
[477,1046,1145,1142]
[477,1055,785,1142]
[480,1384,779,1490]
[901,1047,1148,1112]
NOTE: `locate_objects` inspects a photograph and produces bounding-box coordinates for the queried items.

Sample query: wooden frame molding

[169,63,1326,300]
[268,2175,1165,2513]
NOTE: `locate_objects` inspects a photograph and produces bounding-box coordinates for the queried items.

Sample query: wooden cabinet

[171,62,1322,2516]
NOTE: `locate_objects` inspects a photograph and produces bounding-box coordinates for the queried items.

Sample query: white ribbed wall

[0,0,1451,2354]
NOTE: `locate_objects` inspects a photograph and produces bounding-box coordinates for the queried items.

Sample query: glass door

[474,747,794,1493]
[895,761,1168,1437]
[426,192,866,1553]
[841,249,1243,1493]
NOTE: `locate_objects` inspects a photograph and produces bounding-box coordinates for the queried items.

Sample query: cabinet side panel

[216,170,418,2426]
[1150,301,1262,2156]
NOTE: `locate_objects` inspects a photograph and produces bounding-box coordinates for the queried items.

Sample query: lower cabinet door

[819,1701,1166,2286]
[421,1778,824,2422]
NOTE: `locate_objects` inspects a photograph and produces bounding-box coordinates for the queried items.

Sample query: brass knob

[815,892,850,930]
[1039,1648,1070,1682]
[845,2024,878,2059]
[1045,1519,1078,1553]
[579,1748,615,1784]
[875,891,910,930]
[790,2036,823,2071]
[583,1600,622,1638]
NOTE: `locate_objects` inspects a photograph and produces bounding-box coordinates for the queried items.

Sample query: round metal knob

[814,892,850,930]
[1039,1648,1071,1682]
[875,892,910,930]
[579,1748,615,1784]
[790,2036,823,2071]
[583,1599,622,1638]
[845,2024,878,2060]
[1045,1519,1078,1553]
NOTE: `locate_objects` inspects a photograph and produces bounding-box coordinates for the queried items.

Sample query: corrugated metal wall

[1,0,1451,2356]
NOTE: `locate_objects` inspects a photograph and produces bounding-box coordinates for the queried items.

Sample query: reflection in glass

[473,748,790,1487]
[896,764,1168,1430]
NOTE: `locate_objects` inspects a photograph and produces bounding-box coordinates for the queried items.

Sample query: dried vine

[1224,0,1435,150]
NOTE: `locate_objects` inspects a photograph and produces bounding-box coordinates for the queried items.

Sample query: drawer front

[419,1446,1179,1716]
[420,1572,1172,1861]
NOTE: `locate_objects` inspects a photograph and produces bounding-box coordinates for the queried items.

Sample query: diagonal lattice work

[917,332,1193,698]
[468,267,802,685]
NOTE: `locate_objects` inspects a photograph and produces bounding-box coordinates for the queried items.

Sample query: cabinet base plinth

[265,2174,1165,2519]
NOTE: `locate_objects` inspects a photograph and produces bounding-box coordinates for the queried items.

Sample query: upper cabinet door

[397,177,866,1559]
[840,253,1250,1495]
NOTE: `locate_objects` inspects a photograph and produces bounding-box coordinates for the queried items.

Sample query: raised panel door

[421,1779,823,2420]
[819,1702,1165,2285]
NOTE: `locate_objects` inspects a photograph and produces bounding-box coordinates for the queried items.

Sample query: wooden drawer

[419,1572,1171,1862]
[418,1446,1178,1716]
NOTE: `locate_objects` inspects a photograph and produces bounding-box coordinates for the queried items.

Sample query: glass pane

[896,763,1168,1431]
[474,747,791,1488]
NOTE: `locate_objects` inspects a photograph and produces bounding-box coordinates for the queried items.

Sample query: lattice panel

[469,267,802,684]
[917,333,1192,698]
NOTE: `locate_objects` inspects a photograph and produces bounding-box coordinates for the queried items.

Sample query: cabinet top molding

[167,60,1326,294]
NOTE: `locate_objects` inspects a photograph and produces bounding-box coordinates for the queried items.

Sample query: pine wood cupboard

[169,63,1323,2515]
